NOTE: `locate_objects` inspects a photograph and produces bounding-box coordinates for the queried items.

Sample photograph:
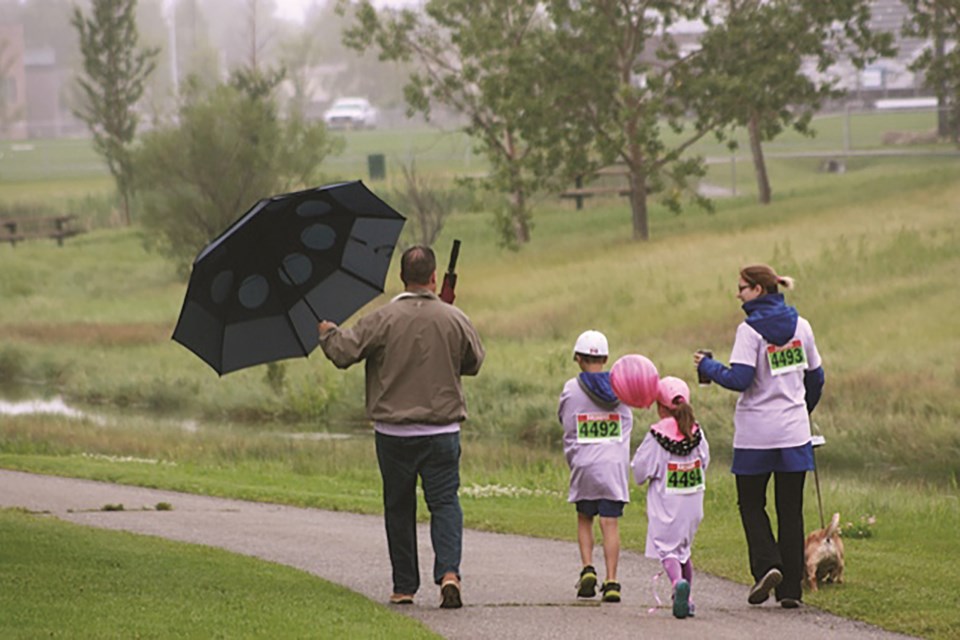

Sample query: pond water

[0,396,103,423]
[0,394,357,440]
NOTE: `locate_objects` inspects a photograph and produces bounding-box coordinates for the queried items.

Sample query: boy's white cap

[573,330,609,358]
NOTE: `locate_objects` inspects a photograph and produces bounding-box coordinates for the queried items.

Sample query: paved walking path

[1,469,914,639]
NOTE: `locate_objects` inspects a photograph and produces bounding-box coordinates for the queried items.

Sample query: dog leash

[811,420,826,529]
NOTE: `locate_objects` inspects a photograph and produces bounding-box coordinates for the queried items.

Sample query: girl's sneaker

[577,565,598,598]
[600,580,621,603]
[672,579,690,619]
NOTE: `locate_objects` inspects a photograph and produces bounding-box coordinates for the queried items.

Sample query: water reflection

[0,396,103,423]
[0,395,355,440]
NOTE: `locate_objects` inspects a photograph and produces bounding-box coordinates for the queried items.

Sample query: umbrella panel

[172,181,405,375]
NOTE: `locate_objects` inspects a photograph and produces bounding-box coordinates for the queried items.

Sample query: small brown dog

[804,512,845,591]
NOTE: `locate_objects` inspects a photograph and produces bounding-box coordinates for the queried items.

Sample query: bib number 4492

[576,413,622,443]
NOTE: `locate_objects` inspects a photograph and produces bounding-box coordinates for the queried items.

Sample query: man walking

[318,245,485,609]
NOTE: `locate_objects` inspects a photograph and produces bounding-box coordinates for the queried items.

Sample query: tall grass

[1,155,957,482]
[1,132,958,637]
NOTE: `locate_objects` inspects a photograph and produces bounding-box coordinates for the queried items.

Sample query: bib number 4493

[766,339,807,376]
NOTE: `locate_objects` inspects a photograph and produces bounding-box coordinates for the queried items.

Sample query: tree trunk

[512,190,530,244]
[120,189,131,226]
[748,113,771,205]
[934,5,951,139]
[627,171,649,241]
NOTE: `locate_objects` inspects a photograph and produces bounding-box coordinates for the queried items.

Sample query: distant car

[322,98,378,130]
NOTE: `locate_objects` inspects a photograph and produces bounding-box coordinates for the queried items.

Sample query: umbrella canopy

[172,180,405,375]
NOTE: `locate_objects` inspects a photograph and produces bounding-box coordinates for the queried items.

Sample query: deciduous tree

[696,0,893,203]
[340,0,578,247]
[546,0,718,241]
[903,0,960,143]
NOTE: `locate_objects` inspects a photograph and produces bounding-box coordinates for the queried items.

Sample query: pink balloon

[610,354,660,408]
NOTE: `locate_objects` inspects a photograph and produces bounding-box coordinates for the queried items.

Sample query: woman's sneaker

[600,580,621,603]
[748,568,783,605]
[576,565,598,598]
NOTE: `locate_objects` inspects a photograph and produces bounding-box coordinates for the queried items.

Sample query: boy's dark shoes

[600,580,621,603]
[576,565,598,598]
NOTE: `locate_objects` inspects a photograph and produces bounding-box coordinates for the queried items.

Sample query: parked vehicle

[322,98,378,130]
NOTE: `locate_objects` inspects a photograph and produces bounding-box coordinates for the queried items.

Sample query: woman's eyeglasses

[738,283,753,292]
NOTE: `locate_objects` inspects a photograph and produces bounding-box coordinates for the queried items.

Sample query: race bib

[665,459,705,495]
[766,339,807,376]
[576,413,622,443]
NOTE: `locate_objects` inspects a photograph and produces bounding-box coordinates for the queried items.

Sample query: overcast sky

[273,0,419,23]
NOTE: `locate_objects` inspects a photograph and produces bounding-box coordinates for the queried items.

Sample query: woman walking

[694,264,824,608]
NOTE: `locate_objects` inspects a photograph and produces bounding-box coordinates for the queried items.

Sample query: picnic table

[0,214,84,247]
[559,165,633,210]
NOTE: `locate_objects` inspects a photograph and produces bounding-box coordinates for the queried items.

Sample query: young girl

[631,376,710,619]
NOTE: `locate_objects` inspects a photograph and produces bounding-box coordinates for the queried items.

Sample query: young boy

[558,330,633,602]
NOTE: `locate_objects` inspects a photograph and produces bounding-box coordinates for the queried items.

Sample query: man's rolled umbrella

[439,239,461,304]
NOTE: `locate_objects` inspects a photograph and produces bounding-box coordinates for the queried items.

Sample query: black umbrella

[172,180,405,375]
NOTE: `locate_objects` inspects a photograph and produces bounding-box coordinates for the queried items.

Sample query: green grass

[1,129,959,638]
[2,439,958,638]
[0,107,946,203]
[0,508,438,639]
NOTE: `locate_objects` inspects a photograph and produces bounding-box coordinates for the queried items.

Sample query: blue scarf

[577,371,620,410]
[742,293,799,346]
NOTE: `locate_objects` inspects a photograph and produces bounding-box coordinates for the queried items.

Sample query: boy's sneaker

[600,580,621,603]
[576,565,598,598]
[672,579,690,619]
[780,597,801,609]
[747,568,783,605]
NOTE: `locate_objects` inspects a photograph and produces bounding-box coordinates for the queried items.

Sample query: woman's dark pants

[375,431,463,595]
[736,471,806,601]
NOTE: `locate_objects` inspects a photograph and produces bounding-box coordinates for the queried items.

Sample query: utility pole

[249,0,258,71]
[169,0,179,97]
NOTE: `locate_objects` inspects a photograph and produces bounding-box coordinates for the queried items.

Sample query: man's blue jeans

[375,431,463,595]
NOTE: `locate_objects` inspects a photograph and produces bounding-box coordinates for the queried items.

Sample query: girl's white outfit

[632,418,710,563]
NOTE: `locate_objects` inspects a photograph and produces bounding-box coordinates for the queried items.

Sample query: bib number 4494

[665,459,705,494]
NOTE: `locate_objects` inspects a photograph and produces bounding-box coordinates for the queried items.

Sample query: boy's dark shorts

[576,499,625,518]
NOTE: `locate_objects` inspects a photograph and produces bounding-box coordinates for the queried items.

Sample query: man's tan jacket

[318,290,484,425]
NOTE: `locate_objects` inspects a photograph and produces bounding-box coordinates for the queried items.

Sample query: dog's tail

[826,512,841,538]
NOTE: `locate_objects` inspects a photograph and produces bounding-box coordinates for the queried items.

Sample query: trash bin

[367,154,386,181]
